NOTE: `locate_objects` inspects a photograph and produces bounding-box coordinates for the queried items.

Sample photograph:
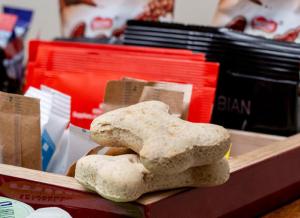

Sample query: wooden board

[0,130,299,218]
[141,133,300,217]
[229,129,286,156]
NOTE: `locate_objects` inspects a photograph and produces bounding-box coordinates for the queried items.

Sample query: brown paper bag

[0,92,41,170]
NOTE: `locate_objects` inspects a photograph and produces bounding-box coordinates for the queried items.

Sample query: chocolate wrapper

[60,0,174,38]
[213,0,300,43]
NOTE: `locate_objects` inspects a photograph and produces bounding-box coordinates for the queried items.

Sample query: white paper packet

[25,86,106,175]
[47,124,100,174]
[41,86,71,171]
[25,86,71,171]
[24,87,52,130]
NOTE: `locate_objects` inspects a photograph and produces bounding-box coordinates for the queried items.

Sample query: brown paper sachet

[139,86,184,118]
[123,77,192,119]
[101,77,192,119]
[149,81,192,119]
[101,79,148,112]
[0,92,41,170]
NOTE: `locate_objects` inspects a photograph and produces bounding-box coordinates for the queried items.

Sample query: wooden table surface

[263,199,300,218]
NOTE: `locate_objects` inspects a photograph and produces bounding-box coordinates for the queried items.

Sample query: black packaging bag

[211,30,300,135]
[124,21,300,136]
[213,58,299,135]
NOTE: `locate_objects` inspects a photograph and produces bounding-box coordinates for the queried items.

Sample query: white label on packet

[47,124,100,175]
[41,85,71,121]
[24,87,53,129]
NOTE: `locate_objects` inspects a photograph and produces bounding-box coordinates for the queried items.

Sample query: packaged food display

[25,41,219,129]
[2,1,300,216]
[124,21,300,136]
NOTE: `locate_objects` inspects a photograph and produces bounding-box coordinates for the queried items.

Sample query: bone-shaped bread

[91,101,231,175]
[75,154,229,202]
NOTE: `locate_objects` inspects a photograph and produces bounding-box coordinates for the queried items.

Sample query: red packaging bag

[25,41,219,128]
[30,45,215,85]
[27,68,217,128]
[28,44,217,91]
[28,40,205,62]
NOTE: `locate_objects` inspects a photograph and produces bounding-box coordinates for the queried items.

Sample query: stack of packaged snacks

[25,41,219,129]
[124,21,300,136]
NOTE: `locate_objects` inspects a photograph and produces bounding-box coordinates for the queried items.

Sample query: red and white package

[213,0,300,42]
[60,0,174,38]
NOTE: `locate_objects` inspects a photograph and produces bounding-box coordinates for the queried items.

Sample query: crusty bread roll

[75,154,229,202]
[91,101,230,175]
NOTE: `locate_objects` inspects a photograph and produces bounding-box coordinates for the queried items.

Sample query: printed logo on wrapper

[91,17,113,30]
